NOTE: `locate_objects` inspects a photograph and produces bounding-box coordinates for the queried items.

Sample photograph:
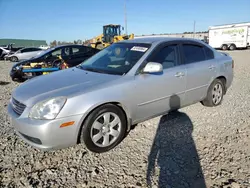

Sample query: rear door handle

[175,72,185,77]
[209,65,215,70]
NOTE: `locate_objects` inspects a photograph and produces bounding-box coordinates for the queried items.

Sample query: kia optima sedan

[8,37,234,153]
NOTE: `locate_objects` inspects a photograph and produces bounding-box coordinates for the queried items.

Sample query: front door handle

[208,65,215,70]
[175,72,185,77]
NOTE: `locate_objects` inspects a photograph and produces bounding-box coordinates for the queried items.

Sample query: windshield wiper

[77,66,123,75]
[80,67,108,74]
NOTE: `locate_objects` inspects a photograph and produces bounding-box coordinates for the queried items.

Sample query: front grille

[11,97,26,115]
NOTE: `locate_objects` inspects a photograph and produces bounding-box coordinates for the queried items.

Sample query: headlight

[13,64,22,71]
[29,97,67,120]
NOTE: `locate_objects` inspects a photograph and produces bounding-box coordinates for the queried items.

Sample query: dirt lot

[0,50,250,188]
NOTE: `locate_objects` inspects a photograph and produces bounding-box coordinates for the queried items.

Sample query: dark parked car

[10,45,100,82]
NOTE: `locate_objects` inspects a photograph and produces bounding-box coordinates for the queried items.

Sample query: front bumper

[10,68,21,78]
[8,104,83,151]
[9,68,26,82]
[4,56,10,60]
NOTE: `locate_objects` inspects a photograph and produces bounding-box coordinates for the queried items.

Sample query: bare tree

[50,40,57,47]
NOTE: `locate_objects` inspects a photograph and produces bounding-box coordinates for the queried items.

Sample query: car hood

[12,67,121,106]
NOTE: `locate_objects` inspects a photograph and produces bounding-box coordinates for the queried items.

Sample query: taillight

[232,59,234,68]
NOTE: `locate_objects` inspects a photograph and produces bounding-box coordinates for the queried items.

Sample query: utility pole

[124,0,128,35]
[193,20,196,38]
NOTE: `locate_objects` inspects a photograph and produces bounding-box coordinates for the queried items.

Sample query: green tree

[77,39,82,44]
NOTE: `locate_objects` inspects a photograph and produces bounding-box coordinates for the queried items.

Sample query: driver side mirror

[142,62,163,74]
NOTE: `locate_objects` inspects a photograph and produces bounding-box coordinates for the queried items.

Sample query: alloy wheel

[212,83,223,105]
[90,112,122,147]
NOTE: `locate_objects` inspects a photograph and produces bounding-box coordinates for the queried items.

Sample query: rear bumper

[8,103,83,151]
[225,66,234,91]
[226,74,233,91]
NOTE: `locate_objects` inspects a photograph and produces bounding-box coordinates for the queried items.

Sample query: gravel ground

[0,50,250,188]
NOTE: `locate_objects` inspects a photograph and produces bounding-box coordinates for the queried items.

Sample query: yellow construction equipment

[89,24,134,49]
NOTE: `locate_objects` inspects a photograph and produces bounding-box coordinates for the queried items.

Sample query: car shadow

[146,95,206,188]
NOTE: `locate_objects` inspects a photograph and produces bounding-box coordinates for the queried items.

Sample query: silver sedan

[7,47,43,62]
[8,37,234,153]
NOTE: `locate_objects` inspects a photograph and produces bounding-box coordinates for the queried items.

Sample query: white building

[135,32,208,40]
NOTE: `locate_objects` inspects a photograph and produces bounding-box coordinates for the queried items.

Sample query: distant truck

[209,22,250,50]
[39,45,50,50]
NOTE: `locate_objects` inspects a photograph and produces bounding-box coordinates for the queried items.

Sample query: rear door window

[21,48,40,53]
[21,48,31,53]
[31,48,41,52]
[204,46,214,60]
[182,44,206,64]
[72,47,80,54]
[72,46,92,55]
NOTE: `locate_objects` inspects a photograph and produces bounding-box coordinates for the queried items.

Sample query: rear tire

[80,104,127,153]
[202,79,225,107]
[229,44,236,51]
[11,56,18,62]
[221,44,228,51]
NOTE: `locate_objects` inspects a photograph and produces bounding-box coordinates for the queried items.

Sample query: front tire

[11,56,18,62]
[80,104,127,153]
[202,79,225,107]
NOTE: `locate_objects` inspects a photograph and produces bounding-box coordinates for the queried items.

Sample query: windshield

[15,49,22,54]
[77,43,151,75]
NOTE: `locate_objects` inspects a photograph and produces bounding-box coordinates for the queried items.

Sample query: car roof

[121,37,203,44]
[45,44,97,52]
[20,47,41,50]
[54,44,88,48]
